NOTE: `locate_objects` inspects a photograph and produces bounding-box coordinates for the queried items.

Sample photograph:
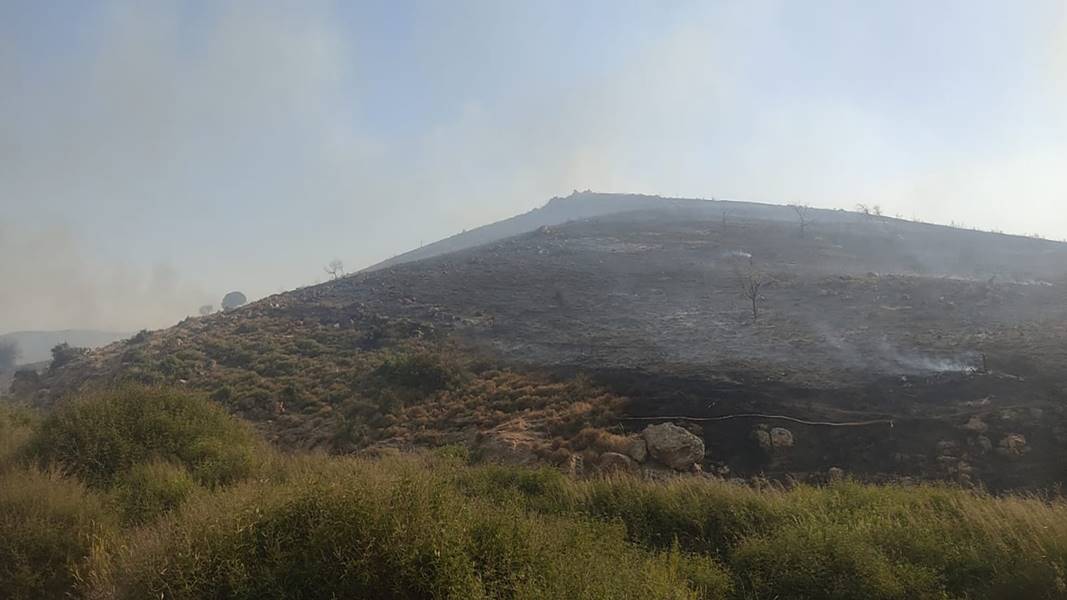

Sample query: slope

[14,195,1067,490]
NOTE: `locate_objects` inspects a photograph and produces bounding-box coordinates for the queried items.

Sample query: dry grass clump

[0,468,116,600]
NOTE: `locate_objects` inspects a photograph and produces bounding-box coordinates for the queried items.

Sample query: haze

[2,0,1066,333]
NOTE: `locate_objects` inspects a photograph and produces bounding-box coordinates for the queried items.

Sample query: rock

[598,452,637,474]
[562,454,584,477]
[996,433,1029,458]
[962,416,988,433]
[769,427,794,448]
[625,437,648,463]
[478,434,539,466]
[976,435,993,454]
[642,423,705,470]
[936,440,959,456]
[752,428,772,451]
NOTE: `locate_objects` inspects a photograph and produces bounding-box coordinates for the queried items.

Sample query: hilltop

[13,193,1067,490]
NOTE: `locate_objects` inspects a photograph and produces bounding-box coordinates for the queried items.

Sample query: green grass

[5,386,1067,599]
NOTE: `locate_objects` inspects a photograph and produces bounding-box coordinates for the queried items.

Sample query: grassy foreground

[2,387,1067,599]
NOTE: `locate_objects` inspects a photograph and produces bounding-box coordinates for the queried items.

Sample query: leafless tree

[198,304,214,316]
[790,204,812,238]
[324,259,345,280]
[733,256,767,322]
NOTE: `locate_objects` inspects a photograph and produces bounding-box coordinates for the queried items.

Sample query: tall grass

[5,386,1067,599]
[0,468,116,600]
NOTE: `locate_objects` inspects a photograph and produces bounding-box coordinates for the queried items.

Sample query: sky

[2,0,1066,333]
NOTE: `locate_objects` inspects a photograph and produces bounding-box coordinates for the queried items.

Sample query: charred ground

[14,196,1067,490]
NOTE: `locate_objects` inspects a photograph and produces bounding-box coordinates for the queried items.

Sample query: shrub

[25,385,264,487]
[113,460,199,525]
[0,404,36,471]
[373,351,461,393]
[0,468,116,600]
[107,458,721,599]
[50,342,88,369]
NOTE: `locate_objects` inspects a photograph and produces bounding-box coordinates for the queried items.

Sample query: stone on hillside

[769,427,794,448]
[962,416,988,433]
[478,434,539,466]
[642,423,705,470]
[562,453,584,477]
[625,437,648,463]
[996,433,1029,458]
[599,452,637,474]
[752,428,772,451]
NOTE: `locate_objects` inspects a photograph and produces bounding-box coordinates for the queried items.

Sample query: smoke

[813,321,979,374]
[0,340,17,371]
[0,224,212,332]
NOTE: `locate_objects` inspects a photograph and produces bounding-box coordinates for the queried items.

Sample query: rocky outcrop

[642,423,704,470]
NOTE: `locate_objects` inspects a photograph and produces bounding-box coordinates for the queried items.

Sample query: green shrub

[0,404,36,471]
[0,468,116,600]
[374,351,461,393]
[108,458,720,599]
[25,385,263,487]
[113,460,199,525]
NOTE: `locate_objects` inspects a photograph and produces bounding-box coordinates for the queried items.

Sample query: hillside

[15,194,1067,490]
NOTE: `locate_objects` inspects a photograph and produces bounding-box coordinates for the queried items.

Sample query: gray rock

[642,423,705,470]
[599,452,637,474]
[769,427,794,448]
[996,433,1029,458]
[625,437,648,463]
[752,428,772,451]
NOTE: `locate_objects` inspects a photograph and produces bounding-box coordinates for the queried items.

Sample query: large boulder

[642,423,705,470]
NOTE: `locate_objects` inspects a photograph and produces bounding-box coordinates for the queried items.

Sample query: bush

[373,351,460,393]
[107,457,725,599]
[0,468,116,600]
[0,404,36,471]
[113,460,199,525]
[25,385,264,487]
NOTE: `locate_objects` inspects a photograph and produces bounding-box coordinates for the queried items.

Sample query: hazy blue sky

[2,1,1066,332]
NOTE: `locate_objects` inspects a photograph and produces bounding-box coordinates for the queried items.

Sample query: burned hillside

[15,198,1067,490]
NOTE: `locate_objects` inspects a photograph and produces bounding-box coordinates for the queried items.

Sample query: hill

[14,193,1067,490]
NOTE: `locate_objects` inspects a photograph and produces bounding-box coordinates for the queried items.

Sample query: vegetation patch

[24,385,264,487]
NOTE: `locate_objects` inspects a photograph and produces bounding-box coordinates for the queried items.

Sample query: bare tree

[733,256,767,322]
[324,259,345,280]
[789,204,812,238]
[198,304,214,316]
